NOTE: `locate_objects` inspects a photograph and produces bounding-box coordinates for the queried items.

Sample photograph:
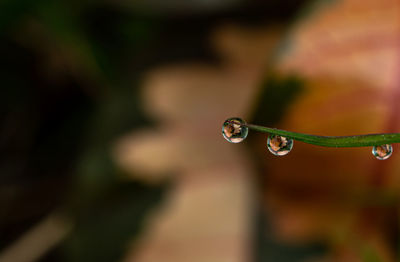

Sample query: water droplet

[267,134,293,156]
[372,144,393,160]
[222,117,248,143]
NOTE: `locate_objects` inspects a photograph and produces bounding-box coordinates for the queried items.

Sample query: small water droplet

[372,144,393,160]
[267,134,293,156]
[222,117,248,143]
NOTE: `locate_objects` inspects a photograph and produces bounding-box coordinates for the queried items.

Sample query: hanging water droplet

[222,117,248,143]
[267,134,293,156]
[372,144,393,160]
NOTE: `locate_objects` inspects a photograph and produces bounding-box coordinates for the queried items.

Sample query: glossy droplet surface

[267,134,293,156]
[372,144,393,160]
[222,117,248,143]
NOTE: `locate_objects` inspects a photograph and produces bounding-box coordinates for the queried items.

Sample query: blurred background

[1,0,400,261]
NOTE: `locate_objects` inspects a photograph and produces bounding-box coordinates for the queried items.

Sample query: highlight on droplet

[267,134,293,156]
[372,144,393,160]
[222,117,248,143]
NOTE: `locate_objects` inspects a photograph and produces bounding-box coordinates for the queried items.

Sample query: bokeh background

[1,0,400,261]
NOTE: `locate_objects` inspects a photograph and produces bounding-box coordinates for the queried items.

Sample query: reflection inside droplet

[222,117,248,143]
[267,134,293,156]
[372,144,393,160]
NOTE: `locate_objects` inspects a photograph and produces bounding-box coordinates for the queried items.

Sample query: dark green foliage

[64,181,168,262]
[252,75,304,126]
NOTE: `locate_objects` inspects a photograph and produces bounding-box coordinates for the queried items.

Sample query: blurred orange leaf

[259,0,400,261]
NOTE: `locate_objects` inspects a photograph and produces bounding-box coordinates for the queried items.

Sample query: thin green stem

[245,124,400,147]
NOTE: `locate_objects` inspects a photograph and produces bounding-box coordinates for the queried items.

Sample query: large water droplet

[267,134,293,156]
[372,144,393,160]
[222,117,248,143]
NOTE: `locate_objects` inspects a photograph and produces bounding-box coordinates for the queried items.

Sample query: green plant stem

[245,124,400,147]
